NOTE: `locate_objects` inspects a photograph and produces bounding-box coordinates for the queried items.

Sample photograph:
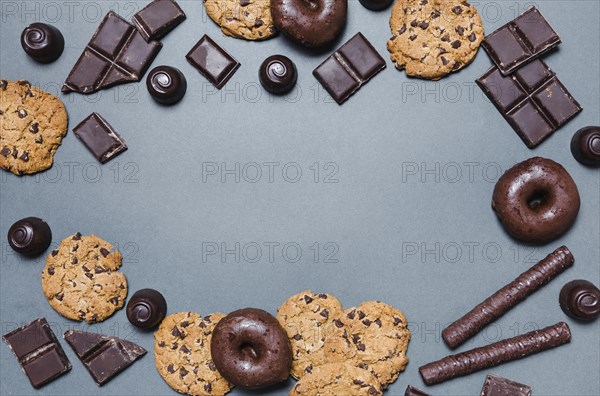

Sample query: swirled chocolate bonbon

[146,65,187,105]
[126,288,167,329]
[442,246,573,349]
[420,322,571,385]
[559,280,600,321]
[259,55,297,94]
[7,217,52,256]
[571,126,600,166]
[21,23,64,63]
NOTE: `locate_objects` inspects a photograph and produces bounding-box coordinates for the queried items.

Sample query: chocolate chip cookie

[204,0,276,40]
[0,79,68,175]
[41,233,127,323]
[387,0,484,79]
[154,312,233,396]
[324,301,411,388]
[289,362,382,396]
[276,291,345,379]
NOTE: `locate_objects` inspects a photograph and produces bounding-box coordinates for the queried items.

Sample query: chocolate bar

[480,375,532,396]
[313,32,386,104]
[420,322,571,385]
[186,35,240,89]
[481,7,560,75]
[2,318,71,388]
[405,385,430,396]
[476,60,581,148]
[132,0,186,42]
[63,11,162,94]
[64,330,146,386]
[73,113,128,164]
[442,246,573,349]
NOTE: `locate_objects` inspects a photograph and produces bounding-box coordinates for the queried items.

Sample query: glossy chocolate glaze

[21,23,64,63]
[559,280,600,321]
[571,126,600,166]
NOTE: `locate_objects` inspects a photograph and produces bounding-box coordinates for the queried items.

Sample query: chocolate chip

[303,295,313,304]
[318,293,328,299]
[357,342,366,351]
[172,326,183,338]
[17,109,27,118]
[109,296,119,305]
[181,320,190,328]
[438,47,447,54]
[55,293,64,301]
[0,80,7,89]
[159,341,166,347]
[254,18,263,27]
[456,25,465,35]
[180,345,190,354]
[82,265,90,272]
[358,311,366,320]
[374,318,382,327]
[204,315,213,322]
[419,21,429,29]
[19,151,29,162]
[18,80,30,86]
[441,34,450,42]
[419,0,427,4]
[334,319,344,328]
[352,334,361,344]
[73,232,81,240]
[119,283,125,289]
[208,362,216,371]
[12,148,18,158]
[51,249,58,256]
[239,0,250,5]
[0,147,9,157]
[204,383,212,393]
[368,386,379,395]
[468,32,477,42]
[35,135,44,144]
[452,5,463,14]
[72,244,78,252]
[292,334,302,340]
[354,379,365,386]
[452,40,462,48]
[305,365,313,374]
[362,319,372,327]
[167,364,175,373]
[409,34,418,41]
[410,19,418,27]
[99,248,109,257]
[320,309,329,319]
[84,273,93,280]
[452,61,462,70]
[431,10,440,18]
[171,342,178,350]
[347,311,355,320]
[94,266,107,274]
[441,56,449,65]
[398,24,407,34]
[71,257,78,264]
[47,267,55,275]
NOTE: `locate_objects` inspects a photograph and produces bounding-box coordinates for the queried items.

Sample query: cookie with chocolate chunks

[41,233,127,323]
[154,312,233,396]
[0,80,68,175]
[204,0,276,40]
[276,290,345,379]
[387,0,484,79]
[290,363,382,396]
[324,301,411,388]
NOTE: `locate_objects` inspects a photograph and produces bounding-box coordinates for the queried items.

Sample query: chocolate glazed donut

[210,308,292,388]
[492,157,580,244]
[270,0,347,48]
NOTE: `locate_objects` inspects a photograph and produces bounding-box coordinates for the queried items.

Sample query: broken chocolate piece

[405,385,430,396]
[73,113,127,164]
[480,374,532,396]
[186,35,240,89]
[132,0,186,41]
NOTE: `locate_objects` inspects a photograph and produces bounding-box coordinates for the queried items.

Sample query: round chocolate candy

[126,288,167,329]
[571,126,600,166]
[259,55,297,95]
[359,0,393,11]
[146,66,187,105]
[559,280,600,321]
[20,23,64,63]
[7,217,52,256]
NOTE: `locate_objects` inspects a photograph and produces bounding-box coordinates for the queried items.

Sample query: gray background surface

[1,0,599,395]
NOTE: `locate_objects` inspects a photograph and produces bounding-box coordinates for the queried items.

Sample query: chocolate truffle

[7,217,52,256]
[146,66,187,105]
[571,126,600,166]
[359,0,393,11]
[20,23,64,63]
[559,280,600,321]
[259,55,297,94]
[126,288,167,329]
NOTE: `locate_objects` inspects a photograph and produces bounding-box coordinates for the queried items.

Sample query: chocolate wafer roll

[420,322,571,385]
[442,246,573,349]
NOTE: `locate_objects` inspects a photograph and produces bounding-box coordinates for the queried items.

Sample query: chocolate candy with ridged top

[146,66,187,105]
[126,288,168,329]
[571,126,600,166]
[359,0,393,11]
[559,280,600,321]
[21,23,64,63]
[259,55,297,94]
[8,217,52,256]
[186,35,240,89]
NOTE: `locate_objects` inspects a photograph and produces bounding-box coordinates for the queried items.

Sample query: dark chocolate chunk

[146,65,187,105]
[476,60,581,148]
[571,126,600,166]
[480,374,532,396]
[2,318,71,388]
[420,322,571,385]
[62,12,162,94]
[126,288,168,329]
[559,279,600,321]
[442,246,573,349]
[359,0,393,11]
[186,35,240,89]
[405,385,430,396]
[73,113,127,164]
[132,0,186,41]
[313,32,386,105]
[63,330,146,386]
[7,217,52,256]
[481,7,560,75]
[259,54,297,94]
[20,23,64,63]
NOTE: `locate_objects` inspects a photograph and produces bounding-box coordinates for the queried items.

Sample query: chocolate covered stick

[442,246,573,349]
[420,322,571,385]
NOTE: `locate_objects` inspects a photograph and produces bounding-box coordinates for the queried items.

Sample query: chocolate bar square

[186,35,240,89]
[73,113,128,164]
[132,0,186,41]
[480,374,532,396]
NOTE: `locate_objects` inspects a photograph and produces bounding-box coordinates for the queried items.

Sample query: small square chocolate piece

[2,318,71,389]
[73,113,128,164]
[186,35,240,89]
[313,32,386,104]
[481,7,560,75]
[405,385,431,396]
[132,0,186,42]
[480,374,532,396]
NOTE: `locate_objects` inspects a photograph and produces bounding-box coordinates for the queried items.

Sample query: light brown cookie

[289,362,382,396]
[276,291,345,379]
[387,0,484,79]
[41,233,127,323]
[324,301,411,388]
[204,0,276,40]
[0,79,68,175]
[154,312,233,396]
